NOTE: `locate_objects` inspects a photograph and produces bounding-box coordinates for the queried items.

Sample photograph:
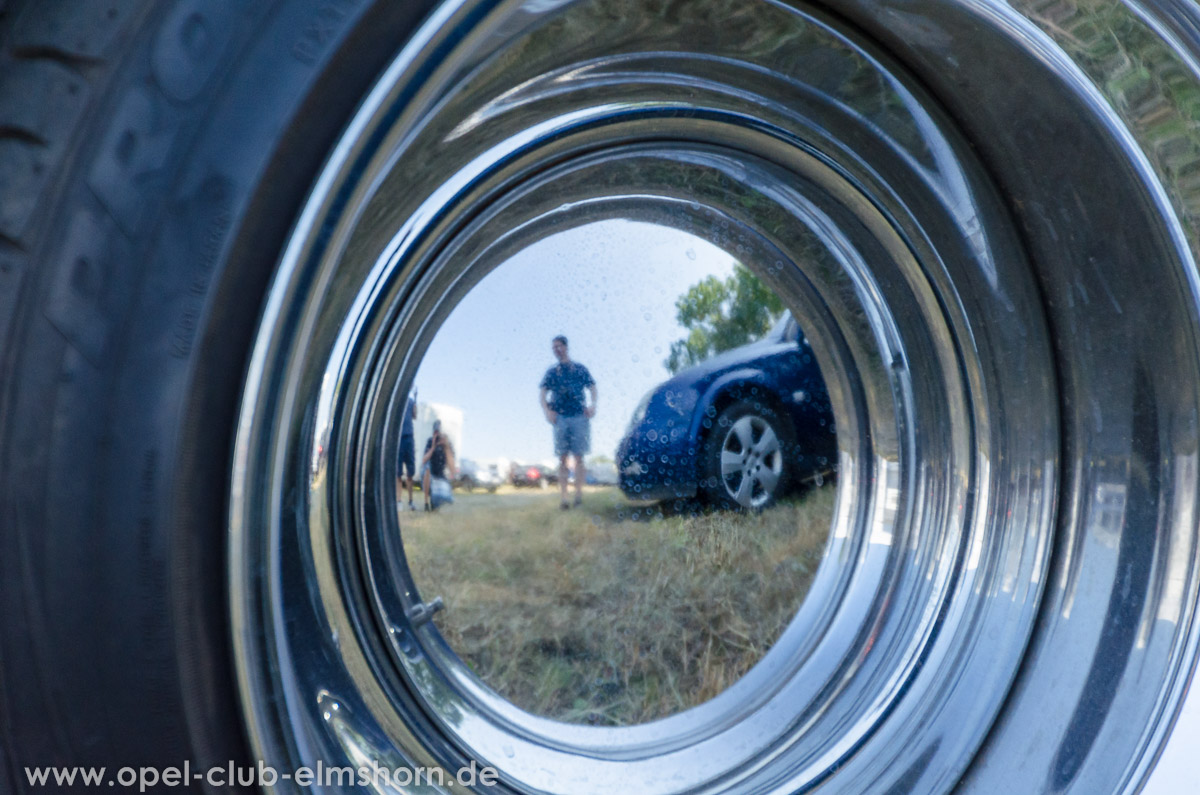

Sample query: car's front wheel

[700,399,796,511]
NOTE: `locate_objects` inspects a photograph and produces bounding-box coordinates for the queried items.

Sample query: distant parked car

[510,462,550,489]
[456,459,506,492]
[585,461,619,486]
[617,312,835,510]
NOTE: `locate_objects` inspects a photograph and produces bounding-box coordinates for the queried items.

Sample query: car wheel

[700,399,796,511]
[3,0,1200,793]
[0,0,438,784]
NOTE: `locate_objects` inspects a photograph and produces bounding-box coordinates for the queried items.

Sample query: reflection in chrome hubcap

[720,415,782,509]
[230,1,1058,789]
[227,0,1200,792]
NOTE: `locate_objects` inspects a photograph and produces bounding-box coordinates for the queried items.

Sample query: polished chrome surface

[228,0,1200,792]
[825,1,1200,791]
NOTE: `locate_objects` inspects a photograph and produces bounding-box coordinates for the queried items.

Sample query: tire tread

[0,0,144,246]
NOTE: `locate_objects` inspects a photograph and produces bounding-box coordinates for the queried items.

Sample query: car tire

[699,398,796,511]
[4,1,1200,794]
[0,0,437,787]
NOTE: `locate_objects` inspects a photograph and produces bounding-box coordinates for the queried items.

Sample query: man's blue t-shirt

[540,362,594,417]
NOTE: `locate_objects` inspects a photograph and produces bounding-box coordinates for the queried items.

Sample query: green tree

[665,264,784,374]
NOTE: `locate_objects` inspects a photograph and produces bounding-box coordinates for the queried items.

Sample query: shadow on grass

[589,472,838,524]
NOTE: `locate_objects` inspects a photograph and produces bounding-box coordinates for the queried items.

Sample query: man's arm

[585,383,598,418]
[540,386,557,424]
[421,441,434,464]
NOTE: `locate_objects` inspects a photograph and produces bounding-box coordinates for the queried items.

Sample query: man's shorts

[553,414,590,457]
[398,434,416,477]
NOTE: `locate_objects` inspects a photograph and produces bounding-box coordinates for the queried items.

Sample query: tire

[4,1,1200,794]
[699,398,795,511]
[0,0,437,788]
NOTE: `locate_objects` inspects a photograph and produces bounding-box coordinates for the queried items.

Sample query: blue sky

[413,220,735,463]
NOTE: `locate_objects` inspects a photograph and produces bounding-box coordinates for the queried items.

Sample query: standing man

[396,388,417,511]
[539,335,597,510]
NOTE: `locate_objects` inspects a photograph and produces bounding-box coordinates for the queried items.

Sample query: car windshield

[768,310,794,341]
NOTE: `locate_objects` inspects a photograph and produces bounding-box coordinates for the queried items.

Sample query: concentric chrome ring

[229,1,1200,793]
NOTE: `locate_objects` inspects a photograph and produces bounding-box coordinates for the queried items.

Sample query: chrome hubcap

[227,0,1200,792]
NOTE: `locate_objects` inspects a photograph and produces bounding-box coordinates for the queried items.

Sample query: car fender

[690,367,781,441]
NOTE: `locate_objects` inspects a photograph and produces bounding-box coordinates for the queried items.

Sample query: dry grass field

[400,483,835,726]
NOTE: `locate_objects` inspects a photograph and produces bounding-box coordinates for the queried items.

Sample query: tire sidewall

[0,0,436,783]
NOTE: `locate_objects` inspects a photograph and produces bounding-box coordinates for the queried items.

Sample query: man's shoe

[408,501,416,512]
[560,501,570,511]
[573,495,583,507]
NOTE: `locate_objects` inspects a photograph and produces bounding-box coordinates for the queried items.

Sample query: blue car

[618,312,836,509]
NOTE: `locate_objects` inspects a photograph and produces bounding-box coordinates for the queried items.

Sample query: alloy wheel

[719,414,785,510]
